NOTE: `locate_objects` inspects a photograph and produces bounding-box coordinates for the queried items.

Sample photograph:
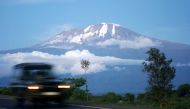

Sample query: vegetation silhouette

[81,59,90,101]
[143,48,176,108]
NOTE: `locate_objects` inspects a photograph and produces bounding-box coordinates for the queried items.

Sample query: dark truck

[9,63,71,106]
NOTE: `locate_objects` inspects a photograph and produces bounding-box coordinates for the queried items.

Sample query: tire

[56,98,65,107]
[16,98,25,107]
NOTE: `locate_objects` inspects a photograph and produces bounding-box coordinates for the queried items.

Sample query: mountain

[37,23,161,50]
[39,23,142,47]
[0,23,190,94]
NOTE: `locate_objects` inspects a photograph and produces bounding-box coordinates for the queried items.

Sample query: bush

[168,98,190,109]
[123,93,135,103]
[177,83,190,97]
[101,92,121,103]
[0,87,12,95]
[69,88,87,101]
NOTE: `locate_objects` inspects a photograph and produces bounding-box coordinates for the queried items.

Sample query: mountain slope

[38,23,160,49]
[0,23,190,94]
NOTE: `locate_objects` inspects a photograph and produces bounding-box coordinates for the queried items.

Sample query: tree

[64,77,86,88]
[143,48,176,108]
[124,93,135,103]
[81,59,90,101]
[102,92,121,103]
[177,83,190,97]
[64,77,87,100]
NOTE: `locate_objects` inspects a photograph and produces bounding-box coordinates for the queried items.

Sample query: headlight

[58,84,71,89]
[27,85,40,90]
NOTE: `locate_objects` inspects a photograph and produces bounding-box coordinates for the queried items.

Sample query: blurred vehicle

[9,63,70,106]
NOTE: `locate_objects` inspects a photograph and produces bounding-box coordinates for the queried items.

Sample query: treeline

[63,77,190,109]
[64,77,135,103]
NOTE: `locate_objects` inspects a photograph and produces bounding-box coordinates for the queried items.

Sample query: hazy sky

[0,0,190,50]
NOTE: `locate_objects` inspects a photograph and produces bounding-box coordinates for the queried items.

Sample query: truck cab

[9,63,70,106]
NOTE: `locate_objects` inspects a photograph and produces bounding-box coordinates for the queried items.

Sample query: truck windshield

[19,69,55,80]
[31,69,55,80]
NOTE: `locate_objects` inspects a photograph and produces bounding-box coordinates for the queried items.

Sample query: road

[0,95,155,109]
[0,95,112,109]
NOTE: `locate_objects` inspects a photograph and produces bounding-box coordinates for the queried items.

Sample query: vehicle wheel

[16,98,25,107]
[31,98,40,106]
[56,98,64,107]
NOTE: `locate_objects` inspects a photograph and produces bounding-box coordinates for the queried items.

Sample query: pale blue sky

[0,0,190,50]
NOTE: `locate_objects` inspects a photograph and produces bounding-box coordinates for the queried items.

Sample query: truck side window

[20,70,31,80]
[14,68,22,79]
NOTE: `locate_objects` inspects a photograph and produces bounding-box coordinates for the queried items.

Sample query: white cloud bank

[96,36,161,49]
[176,63,190,67]
[0,50,144,76]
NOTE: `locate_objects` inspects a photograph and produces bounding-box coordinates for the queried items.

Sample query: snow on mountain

[39,23,160,49]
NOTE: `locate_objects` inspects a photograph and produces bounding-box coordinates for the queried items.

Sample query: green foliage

[177,83,190,97]
[136,93,145,102]
[143,48,176,107]
[65,77,86,88]
[123,93,135,103]
[69,88,87,101]
[136,91,190,109]
[136,92,156,105]
[64,77,88,101]
[0,87,12,95]
[167,98,190,109]
[101,92,122,103]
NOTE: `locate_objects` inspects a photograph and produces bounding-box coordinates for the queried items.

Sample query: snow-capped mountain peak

[40,23,160,49]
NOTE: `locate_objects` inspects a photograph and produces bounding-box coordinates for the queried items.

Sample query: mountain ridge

[38,23,160,49]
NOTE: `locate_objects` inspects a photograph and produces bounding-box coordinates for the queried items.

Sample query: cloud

[0,50,144,76]
[113,66,126,71]
[96,36,161,49]
[176,63,190,67]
